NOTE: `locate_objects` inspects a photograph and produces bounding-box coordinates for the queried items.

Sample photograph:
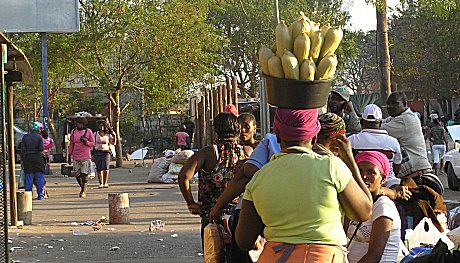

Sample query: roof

[0,32,33,83]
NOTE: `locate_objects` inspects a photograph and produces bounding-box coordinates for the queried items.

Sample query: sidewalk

[8,161,203,263]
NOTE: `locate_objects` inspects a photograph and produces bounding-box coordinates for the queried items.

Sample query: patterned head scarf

[318,113,346,137]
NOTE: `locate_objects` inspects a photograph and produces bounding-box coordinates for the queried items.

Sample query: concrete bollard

[108,193,130,224]
[17,191,32,225]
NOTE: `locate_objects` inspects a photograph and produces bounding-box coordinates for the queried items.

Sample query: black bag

[409,240,460,263]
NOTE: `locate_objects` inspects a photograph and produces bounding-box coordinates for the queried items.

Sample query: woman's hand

[334,134,354,159]
[187,201,201,216]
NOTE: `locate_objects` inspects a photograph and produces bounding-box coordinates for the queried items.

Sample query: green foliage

[336,30,379,93]
[209,0,350,97]
[390,1,460,99]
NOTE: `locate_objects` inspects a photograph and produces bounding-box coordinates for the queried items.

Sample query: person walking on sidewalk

[21,122,46,200]
[68,116,95,198]
[94,121,116,188]
[427,117,448,175]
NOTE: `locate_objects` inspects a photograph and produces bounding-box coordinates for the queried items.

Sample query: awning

[0,32,33,83]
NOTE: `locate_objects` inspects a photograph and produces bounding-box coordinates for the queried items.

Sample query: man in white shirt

[349,104,410,200]
[349,104,402,187]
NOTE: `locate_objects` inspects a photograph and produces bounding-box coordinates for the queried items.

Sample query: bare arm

[335,134,372,222]
[178,150,205,215]
[209,163,259,222]
[235,200,264,251]
[357,217,393,263]
[381,186,411,201]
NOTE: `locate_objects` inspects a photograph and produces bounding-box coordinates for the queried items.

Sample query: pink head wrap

[273,108,320,141]
[355,151,390,180]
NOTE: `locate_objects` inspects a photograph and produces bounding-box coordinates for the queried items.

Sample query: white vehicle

[443,125,460,191]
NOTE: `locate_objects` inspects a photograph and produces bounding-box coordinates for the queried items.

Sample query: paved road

[8,161,203,263]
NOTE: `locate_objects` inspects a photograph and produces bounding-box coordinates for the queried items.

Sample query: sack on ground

[406,217,454,250]
[204,223,226,263]
[168,163,183,174]
[447,226,460,245]
[171,150,194,164]
[147,157,171,183]
[161,172,178,184]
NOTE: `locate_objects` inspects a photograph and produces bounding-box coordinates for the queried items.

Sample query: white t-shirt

[347,196,401,263]
[348,129,402,187]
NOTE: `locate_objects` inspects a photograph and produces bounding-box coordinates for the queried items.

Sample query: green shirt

[430,126,445,145]
[243,146,352,245]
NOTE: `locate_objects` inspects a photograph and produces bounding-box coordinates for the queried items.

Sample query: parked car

[443,125,460,191]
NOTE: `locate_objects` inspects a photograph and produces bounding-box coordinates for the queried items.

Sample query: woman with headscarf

[236,108,372,263]
[21,122,46,200]
[178,112,253,260]
[68,116,95,198]
[315,113,346,156]
[346,151,401,263]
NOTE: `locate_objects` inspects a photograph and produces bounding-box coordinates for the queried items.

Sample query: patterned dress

[198,142,249,218]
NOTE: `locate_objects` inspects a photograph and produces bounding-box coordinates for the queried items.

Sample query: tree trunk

[48,111,63,155]
[113,89,123,167]
[376,0,391,104]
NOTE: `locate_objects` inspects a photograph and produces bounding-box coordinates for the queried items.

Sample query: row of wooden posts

[193,76,239,149]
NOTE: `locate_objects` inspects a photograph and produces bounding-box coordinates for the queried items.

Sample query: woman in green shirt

[236,108,372,263]
[428,118,448,175]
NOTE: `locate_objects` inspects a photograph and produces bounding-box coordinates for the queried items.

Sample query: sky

[347,0,400,31]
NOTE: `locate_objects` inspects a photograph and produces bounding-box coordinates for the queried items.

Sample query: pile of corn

[259,12,343,81]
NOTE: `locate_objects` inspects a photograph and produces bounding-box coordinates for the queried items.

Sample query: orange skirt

[258,241,346,263]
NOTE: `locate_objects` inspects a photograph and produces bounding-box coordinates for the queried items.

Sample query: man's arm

[381,116,405,139]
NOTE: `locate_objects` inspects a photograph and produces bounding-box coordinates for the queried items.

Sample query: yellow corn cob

[319,26,343,61]
[300,57,316,81]
[275,20,292,58]
[267,55,284,78]
[259,45,275,75]
[281,50,299,80]
[320,23,331,38]
[271,42,277,53]
[293,32,311,63]
[309,30,323,63]
[289,12,310,41]
[315,54,338,80]
[308,21,320,38]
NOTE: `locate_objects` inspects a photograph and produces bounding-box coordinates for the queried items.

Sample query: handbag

[203,222,231,263]
[406,217,454,250]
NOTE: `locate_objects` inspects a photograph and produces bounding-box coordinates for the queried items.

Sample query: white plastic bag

[168,163,183,174]
[405,217,454,250]
[89,162,96,179]
[161,172,178,184]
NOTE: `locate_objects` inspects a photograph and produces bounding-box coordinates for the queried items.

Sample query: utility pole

[376,0,391,104]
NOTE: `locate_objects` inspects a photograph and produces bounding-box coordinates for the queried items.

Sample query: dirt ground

[6,157,460,262]
[8,161,203,263]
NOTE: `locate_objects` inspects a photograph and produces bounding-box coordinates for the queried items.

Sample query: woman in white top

[93,121,116,188]
[347,151,401,263]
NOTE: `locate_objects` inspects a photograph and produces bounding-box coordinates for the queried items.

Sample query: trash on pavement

[109,246,120,251]
[149,220,165,232]
[170,234,179,238]
[105,228,116,231]
[70,222,78,226]
[157,239,164,242]
[72,230,88,236]
[47,245,53,249]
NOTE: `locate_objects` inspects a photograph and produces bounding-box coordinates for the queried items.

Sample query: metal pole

[41,33,49,131]
[274,0,280,25]
[1,43,10,262]
[6,83,17,226]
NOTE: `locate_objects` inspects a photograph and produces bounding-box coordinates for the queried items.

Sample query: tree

[390,1,460,101]
[336,30,379,94]
[209,0,350,97]
[65,0,222,167]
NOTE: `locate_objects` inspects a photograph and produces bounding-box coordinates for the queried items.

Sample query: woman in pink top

[93,121,116,188]
[175,125,190,150]
[42,129,54,175]
[68,117,95,198]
